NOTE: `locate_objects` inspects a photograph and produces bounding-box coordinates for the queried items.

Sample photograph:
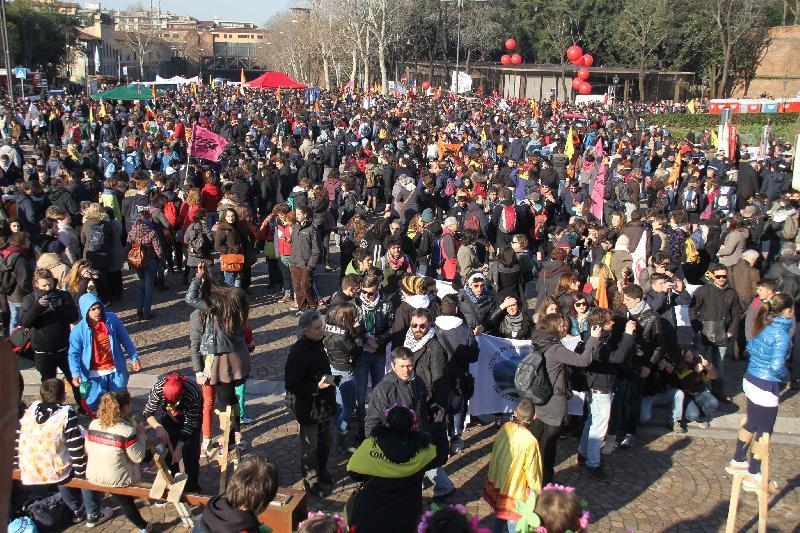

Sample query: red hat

[163,372,187,403]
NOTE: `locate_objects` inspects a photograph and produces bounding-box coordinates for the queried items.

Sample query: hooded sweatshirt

[196,494,263,533]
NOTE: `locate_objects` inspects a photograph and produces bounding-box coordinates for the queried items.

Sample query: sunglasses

[714,274,728,279]
[410,323,428,329]
[361,289,377,296]
[575,302,588,307]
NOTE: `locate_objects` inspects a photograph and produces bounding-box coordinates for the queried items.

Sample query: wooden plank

[12,469,306,531]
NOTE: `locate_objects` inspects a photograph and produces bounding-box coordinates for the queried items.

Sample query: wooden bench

[12,469,307,532]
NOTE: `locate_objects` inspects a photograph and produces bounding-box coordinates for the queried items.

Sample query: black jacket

[582,328,635,393]
[323,324,362,372]
[365,371,429,438]
[284,336,336,425]
[457,289,498,331]
[689,282,742,337]
[289,219,320,268]
[20,289,79,352]
[193,494,260,533]
[627,305,666,371]
[408,337,448,407]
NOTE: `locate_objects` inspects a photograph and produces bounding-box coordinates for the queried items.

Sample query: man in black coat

[736,156,761,210]
[284,310,336,497]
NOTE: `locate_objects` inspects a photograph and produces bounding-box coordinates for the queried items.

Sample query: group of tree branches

[264,0,794,99]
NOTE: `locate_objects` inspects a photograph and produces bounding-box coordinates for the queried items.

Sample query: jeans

[578,391,614,468]
[58,485,99,516]
[85,371,128,411]
[639,388,685,424]
[8,301,21,333]
[701,339,728,395]
[493,518,517,533]
[299,419,332,487]
[278,259,293,297]
[684,390,719,422]
[135,260,157,315]
[331,368,356,432]
[424,466,455,497]
[447,390,467,440]
[223,271,241,287]
[354,351,386,430]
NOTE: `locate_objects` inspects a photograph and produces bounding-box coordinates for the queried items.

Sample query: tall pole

[454,0,462,100]
[0,0,13,100]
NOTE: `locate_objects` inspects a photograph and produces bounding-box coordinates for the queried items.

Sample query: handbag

[8,325,31,352]
[701,320,727,347]
[26,493,72,530]
[221,253,245,272]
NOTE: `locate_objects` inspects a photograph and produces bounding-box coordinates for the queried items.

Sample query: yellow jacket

[483,421,542,521]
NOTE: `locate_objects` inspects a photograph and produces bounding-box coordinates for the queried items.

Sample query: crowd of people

[5,81,798,532]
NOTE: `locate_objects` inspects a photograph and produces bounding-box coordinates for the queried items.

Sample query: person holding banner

[530,313,600,485]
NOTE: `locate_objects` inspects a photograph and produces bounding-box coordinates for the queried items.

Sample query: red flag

[190,125,228,162]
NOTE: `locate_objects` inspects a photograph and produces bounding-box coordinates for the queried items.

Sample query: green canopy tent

[90,85,156,101]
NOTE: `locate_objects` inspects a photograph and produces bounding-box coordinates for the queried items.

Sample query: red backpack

[498,205,517,234]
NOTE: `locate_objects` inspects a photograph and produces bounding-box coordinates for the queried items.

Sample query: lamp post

[441,0,487,100]
[0,0,13,99]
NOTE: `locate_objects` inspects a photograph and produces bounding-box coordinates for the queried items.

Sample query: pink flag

[590,138,606,222]
[343,79,354,94]
[190,125,228,162]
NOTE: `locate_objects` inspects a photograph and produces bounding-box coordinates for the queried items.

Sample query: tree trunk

[720,46,731,98]
[560,62,568,99]
[363,32,371,92]
[322,55,330,90]
[378,40,388,94]
[638,60,645,102]
[349,49,357,83]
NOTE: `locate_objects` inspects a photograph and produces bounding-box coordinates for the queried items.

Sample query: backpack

[431,235,444,269]
[86,223,106,253]
[0,252,21,295]
[781,213,798,241]
[513,340,555,406]
[463,211,480,232]
[684,237,700,263]
[444,177,457,197]
[26,493,72,531]
[532,213,548,241]
[616,180,631,203]
[714,185,736,214]
[684,188,700,212]
[498,205,517,234]
[127,241,146,269]
[188,224,210,256]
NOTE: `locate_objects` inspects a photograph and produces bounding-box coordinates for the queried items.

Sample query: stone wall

[734,25,800,98]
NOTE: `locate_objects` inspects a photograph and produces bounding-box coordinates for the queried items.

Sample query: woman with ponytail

[728,293,794,489]
[85,391,151,532]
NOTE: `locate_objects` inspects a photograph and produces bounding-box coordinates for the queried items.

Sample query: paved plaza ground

[17,262,800,532]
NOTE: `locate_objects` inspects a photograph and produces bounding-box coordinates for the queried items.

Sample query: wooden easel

[148,441,193,528]
[214,405,240,492]
[725,433,770,533]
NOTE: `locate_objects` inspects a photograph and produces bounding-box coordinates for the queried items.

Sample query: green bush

[641,113,798,143]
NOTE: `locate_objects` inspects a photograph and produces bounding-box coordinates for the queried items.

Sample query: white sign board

[450,71,472,94]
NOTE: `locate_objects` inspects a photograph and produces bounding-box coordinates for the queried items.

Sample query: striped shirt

[142,375,202,442]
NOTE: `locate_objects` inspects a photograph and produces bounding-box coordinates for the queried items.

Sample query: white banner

[793,134,800,192]
[435,280,457,299]
[469,334,529,416]
[631,229,648,285]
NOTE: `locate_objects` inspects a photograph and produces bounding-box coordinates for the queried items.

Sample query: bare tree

[615,0,672,101]
[709,0,765,97]
[117,3,165,80]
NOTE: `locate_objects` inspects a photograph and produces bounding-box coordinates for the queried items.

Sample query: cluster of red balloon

[500,38,522,66]
[566,45,594,95]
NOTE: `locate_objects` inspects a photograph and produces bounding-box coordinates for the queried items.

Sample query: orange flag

[668,149,682,187]
[240,68,246,84]
[595,269,609,309]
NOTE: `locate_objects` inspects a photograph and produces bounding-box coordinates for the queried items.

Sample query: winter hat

[401,275,426,296]
[615,234,630,251]
[421,208,435,223]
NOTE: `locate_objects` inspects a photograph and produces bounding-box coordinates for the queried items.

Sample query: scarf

[465,287,490,305]
[361,296,379,333]
[404,326,436,353]
[504,312,525,333]
[404,294,430,309]
[628,299,650,317]
[387,253,407,271]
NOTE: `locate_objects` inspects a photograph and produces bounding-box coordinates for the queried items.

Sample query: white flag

[94,46,100,74]
[632,230,649,285]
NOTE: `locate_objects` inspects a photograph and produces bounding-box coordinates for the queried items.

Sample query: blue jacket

[746,315,791,383]
[68,293,138,381]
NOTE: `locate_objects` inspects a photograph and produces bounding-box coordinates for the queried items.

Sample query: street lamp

[441,0,487,98]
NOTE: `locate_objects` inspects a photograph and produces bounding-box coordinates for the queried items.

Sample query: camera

[322,374,342,387]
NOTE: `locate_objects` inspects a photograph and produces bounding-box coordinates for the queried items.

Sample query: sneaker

[673,422,687,434]
[72,509,86,524]
[584,465,608,481]
[449,438,464,455]
[619,434,636,449]
[86,507,113,528]
[240,416,254,425]
[726,459,749,474]
[601,441,617,455]
[698,420,710,429]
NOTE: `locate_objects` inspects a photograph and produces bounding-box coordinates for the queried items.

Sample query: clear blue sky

[93,0,292,26]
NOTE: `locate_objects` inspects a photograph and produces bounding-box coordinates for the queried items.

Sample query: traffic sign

[13,67,26,79]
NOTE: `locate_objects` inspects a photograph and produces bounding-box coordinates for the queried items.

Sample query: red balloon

[582,54,594,67]
[572,56,585,67]
[505,38,517,51]
[579,82,592,95]
[571,78,583,90]
[510,54,522,65]
[421,80,431,91]
[566,45,583,62]
[577,67,590,80]
[500,54,511,65]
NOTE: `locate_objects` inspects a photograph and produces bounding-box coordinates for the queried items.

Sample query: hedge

[640,113,799,129]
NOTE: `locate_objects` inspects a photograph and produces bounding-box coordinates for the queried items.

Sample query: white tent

[153,75,199,85]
